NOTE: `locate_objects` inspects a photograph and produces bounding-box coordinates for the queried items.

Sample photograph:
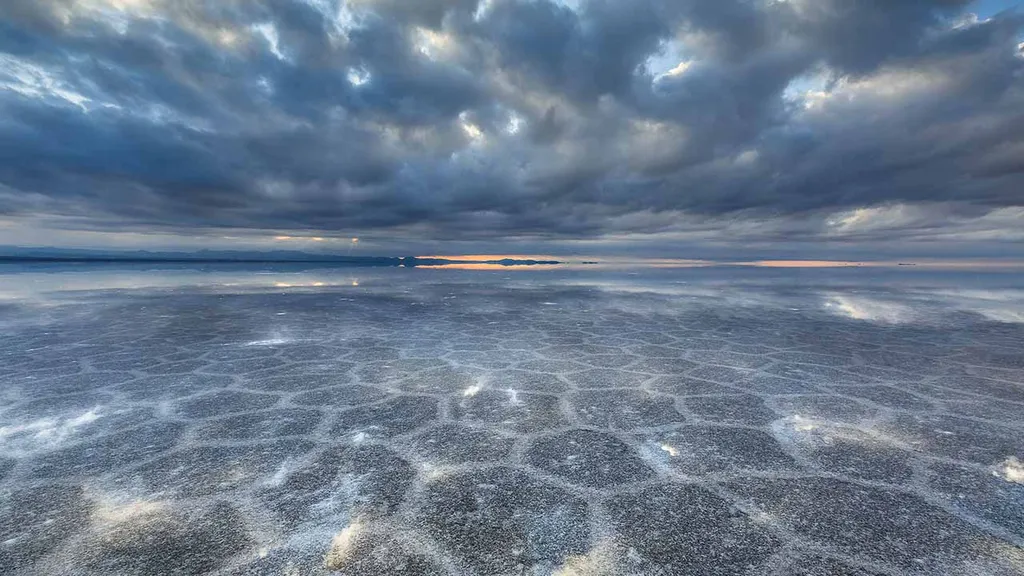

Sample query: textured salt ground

[0,268,1022,575]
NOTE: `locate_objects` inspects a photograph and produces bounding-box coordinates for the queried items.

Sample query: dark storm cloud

[0,0,1021,247]
[791,0,974,75]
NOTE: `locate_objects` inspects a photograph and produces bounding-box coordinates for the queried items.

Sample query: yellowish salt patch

[88,496,173,547]
[323,520,364,570]
[553,539,623,576]
[93,498,169,526]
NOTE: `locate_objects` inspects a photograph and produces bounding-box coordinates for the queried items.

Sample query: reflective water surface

[1,264,1022,575]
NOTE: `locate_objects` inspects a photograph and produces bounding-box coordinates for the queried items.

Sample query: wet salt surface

[0,265,1023,575]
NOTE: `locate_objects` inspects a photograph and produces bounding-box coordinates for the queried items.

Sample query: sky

[0,0,1022,259]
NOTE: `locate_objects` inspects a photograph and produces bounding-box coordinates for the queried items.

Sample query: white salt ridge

[0,407,102,455]
[994,457,1024,484]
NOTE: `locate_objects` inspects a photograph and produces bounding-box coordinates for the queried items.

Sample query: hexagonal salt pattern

[0,268,1022,575]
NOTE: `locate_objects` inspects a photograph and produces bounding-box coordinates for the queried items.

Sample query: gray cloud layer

[0,0,1022,251]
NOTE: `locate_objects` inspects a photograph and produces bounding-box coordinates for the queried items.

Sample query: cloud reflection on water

[1,263,1023,326]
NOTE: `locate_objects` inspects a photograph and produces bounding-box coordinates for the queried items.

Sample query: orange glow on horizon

[418,263,562,271]
[417,254,559,262]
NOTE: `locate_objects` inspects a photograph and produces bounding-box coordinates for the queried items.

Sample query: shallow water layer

[1,265,1022,575]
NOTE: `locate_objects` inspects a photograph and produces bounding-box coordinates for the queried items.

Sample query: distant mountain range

[0,246,561,267]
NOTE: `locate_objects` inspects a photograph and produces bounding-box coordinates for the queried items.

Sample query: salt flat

[0,265,1022,575]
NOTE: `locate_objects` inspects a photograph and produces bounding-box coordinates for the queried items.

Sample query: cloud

[0,0,1021,252]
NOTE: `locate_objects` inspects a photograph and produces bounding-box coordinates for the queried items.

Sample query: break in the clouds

[0,0,1022,255]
